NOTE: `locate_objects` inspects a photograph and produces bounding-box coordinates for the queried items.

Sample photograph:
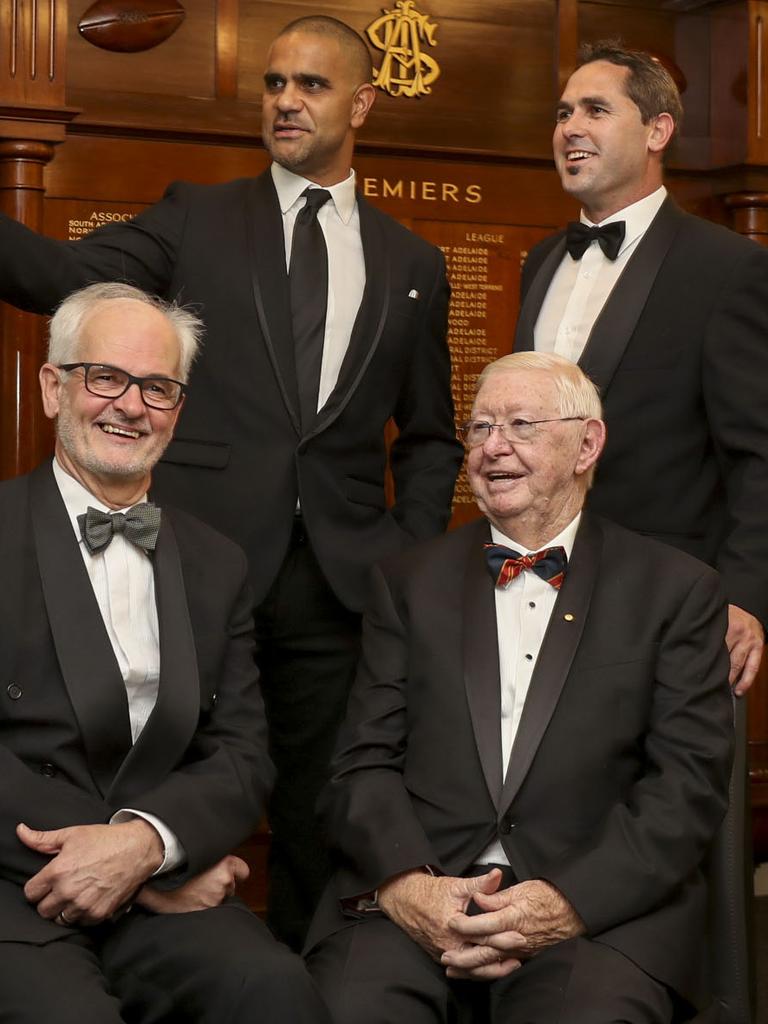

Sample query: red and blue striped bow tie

[484,544,568,590]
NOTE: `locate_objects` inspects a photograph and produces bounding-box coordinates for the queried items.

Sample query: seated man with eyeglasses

[305,351,733,1024]
[0,282,329,1024]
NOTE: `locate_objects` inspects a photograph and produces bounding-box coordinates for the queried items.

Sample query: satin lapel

[245,173,301,433]
[499,514,602,810]
[29,464,132,796]
[579,198,683,393]
[309,196,389,437]
[108,515,199,805]
[463,520,504,808]
[514,237,567,351]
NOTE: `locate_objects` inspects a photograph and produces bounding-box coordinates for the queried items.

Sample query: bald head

[275,16,373,88]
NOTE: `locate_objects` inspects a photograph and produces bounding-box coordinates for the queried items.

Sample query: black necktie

[290,187,332,430]
[484,543,568,590]
[77,503,162,555]
[565,220,625,261]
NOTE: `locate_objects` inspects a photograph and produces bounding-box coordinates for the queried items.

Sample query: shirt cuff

[110,809,186,875]
[344,865,439,915]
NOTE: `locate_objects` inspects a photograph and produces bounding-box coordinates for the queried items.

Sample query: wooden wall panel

[709,3,749,168]
[66,1,217,99]
[60,1,566,157]
[747,0,768,165]
[56,1,759,170]
[579,0,679,53]
[238,1,559,158]
[43,135,268,201]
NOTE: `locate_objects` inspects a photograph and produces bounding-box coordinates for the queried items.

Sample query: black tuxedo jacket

[0,171,462,609]
[0,463,272,943]
[515,197,768,624]
[309,514,733,1004]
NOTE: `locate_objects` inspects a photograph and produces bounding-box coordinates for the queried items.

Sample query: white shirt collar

[582,185,666,256]
[490,510,581,559]
[52,457,148,543]
[270,162,358,224]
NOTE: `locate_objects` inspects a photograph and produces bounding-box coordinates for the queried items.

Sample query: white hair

[476,351,602,419]
[48,282,203,382]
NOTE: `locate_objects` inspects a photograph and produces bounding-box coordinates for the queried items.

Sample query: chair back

[693,697,754,1024]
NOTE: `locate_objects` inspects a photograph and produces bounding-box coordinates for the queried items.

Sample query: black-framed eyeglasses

[58,363,186,410]
[458,417,586,448]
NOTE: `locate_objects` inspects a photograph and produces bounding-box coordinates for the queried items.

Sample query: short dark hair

[277,16,373,86]
[578,40,683,137]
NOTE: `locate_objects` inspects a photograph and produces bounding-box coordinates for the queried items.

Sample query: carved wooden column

[724,190,768,859]
[0,0,77,479]
[724,191,768,241]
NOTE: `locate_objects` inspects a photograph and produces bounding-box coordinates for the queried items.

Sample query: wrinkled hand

[442,879,584,980]
[19,820,163,927]
[136,855,250,914]
[377,867,505,962]
[726,604,764,696]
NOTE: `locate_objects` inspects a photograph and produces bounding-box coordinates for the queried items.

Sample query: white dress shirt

[476,513,581,866]
[535,187,667,362]
[271,162,365,412]
[53,459,183,872]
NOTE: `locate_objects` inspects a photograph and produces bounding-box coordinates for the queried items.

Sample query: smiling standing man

[515,42,768,694]
[0,16,461,948]
[0,282,330,1024]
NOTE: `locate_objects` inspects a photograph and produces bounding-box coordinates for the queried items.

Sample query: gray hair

[48,282,203,382]
[476,351,602,420]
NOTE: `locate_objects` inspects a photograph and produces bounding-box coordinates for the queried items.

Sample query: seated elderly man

[0,282,329,1023]
[306,351,734,1024]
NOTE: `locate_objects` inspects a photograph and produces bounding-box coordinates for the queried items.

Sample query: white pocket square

[408,289,420,299]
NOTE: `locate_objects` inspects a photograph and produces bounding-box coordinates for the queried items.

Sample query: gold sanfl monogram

[365,1,441,98]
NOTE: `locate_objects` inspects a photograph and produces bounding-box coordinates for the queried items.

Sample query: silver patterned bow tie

[77,503,162,555]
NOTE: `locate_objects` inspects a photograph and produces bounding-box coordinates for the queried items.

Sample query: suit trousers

[255,516,362,951]
[0,902,330,1023]
[307,914,675,1024]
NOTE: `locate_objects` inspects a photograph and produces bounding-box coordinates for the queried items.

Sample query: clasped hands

[17,821,248,928]
[377,867,584,982]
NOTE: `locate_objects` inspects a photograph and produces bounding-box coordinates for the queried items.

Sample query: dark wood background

[3,0,768,910]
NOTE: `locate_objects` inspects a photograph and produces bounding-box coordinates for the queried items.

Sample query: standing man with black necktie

[0,282,329,1023]
[514,41,768,695]
[0,15,462,948]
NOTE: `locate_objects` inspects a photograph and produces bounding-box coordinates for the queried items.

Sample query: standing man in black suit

[514,42,768,695]
[306,352,733,1024]
[0,16,462,947]
[0,282,329,1023]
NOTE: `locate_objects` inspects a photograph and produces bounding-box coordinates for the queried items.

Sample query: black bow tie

[484,544,568,590]
[565,220,625,261]
[77,503,162,555]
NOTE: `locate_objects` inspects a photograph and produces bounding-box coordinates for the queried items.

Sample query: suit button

[499,816,515,835]
[7,683,22,700]
[40,763,57,778]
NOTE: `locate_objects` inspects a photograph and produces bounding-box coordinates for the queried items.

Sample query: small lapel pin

[408,289,420,299]
[563,613,575,622]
